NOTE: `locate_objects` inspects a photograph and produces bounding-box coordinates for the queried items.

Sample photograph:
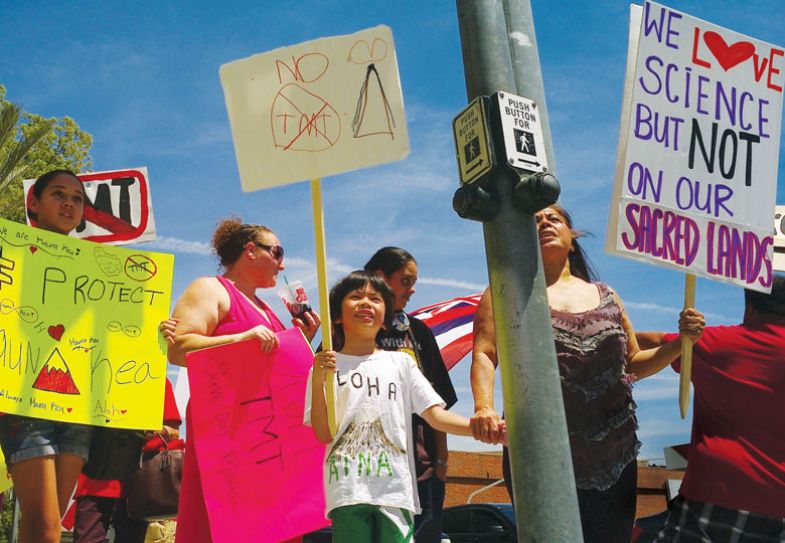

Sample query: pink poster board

[186,329,327,542]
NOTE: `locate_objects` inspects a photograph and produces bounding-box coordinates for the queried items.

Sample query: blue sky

[2,1,783,461]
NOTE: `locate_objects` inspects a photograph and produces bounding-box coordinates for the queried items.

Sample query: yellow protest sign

[0,219,173,430]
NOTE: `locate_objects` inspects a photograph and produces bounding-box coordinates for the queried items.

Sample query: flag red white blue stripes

[410,293,483,370]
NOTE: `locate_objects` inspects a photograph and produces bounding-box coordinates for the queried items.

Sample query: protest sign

[24,168,157,246]
[0,218,173,429]
[220,25,409,191]
[186,329,327,542]
[221,26,411,436]
[607,1,784,293]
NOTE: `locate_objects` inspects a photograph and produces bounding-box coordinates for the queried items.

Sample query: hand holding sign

[221,26,411,437]
[0,218,173,429]
[608,1,784,292]
[608,1,784,416]
[185,330,327,542]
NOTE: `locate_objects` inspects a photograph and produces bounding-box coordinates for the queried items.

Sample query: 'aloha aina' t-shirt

[304,350,444,515]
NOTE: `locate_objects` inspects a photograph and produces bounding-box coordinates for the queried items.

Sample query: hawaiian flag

[410,293,483,370]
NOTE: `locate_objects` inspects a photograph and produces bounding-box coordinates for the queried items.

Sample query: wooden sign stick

[311,178,337,437]
[679,273,696,419]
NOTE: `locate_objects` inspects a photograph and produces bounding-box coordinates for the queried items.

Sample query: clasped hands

[470,407,508,445]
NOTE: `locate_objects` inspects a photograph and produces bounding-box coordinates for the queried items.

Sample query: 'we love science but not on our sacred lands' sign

[607,1,784,293]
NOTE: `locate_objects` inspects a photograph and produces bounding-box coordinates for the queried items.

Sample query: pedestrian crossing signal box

[452,92,556,222]
[453,96,494,185]
[453,91,549,188]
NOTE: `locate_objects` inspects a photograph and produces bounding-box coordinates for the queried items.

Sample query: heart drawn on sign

[66,407,73,413]
[703,31,755,71]
[29,246,38,254]
[47,324,65,341]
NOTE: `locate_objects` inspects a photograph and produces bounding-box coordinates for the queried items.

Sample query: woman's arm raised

[612,289,705,380]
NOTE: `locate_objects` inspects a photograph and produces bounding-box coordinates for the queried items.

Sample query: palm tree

[0,98,53,195]
[0,85,92,223]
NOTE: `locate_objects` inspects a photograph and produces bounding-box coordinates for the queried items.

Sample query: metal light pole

[455,1,583,540]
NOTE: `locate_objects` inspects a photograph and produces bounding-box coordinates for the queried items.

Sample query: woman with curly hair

[168,217,320,543]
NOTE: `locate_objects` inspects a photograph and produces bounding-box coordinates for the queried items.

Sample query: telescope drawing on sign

[352,63,396,139]
[349,38,396,139]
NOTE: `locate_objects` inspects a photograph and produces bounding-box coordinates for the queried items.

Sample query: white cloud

[418,277,485,292]
[194,124,232,146]
[637,418,691,440]
[625,301,735,324]
[144,236,212,255]
[450,435,505,453]
[633,380,678,402]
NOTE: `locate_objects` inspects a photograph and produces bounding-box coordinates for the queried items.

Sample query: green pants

[330,504,414,543]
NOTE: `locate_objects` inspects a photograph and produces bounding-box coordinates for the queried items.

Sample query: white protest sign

[24,167,157,246]
[606,1,784,293]
[220,25,409,191]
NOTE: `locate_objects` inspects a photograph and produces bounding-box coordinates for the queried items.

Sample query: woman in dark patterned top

[469,205,705,543]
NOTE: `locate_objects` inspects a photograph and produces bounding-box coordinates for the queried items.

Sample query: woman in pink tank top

[166,217,320,543]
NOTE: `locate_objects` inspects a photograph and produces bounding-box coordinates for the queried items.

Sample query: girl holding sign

[469,205,705,543]
[167,216,320,543]
[306,270,497,543]
[0,170,94,543]
[364,247,457,543]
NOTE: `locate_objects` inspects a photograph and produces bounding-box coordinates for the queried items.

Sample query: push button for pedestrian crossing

[497,91,548,174]
[453,97,493,185]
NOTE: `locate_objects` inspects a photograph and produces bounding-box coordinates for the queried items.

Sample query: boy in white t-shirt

[305,271,504,543]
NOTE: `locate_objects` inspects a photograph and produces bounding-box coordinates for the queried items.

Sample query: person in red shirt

[639,275,785,542]
[69,378,182,543]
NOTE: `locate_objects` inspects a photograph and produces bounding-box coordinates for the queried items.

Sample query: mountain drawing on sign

[33,348,80,395]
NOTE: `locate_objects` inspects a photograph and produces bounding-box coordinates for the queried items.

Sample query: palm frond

[0,116,53,192]
[0,101,22,152]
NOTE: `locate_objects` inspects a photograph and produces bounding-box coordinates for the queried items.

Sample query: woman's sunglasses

[254,242,284,262]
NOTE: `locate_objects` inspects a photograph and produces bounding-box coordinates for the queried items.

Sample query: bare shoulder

[177,277,229,309]
[187,276,224,293]
[605,284,626,311]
